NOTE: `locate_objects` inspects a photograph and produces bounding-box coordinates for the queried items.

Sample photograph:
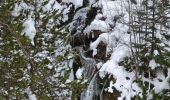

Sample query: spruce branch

[0,21,35,74]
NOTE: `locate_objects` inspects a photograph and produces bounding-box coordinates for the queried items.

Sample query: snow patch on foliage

[25,88,37,100]
[149,59,158,69]
[89,0,96,5]
[43,0,62,12]
[66,69,74,83]
[22,16,36,45]
[84,20,109,33]
[76,68,84,79]
[90,33,109,56]
[99,48,142,99]
[63,0,83,9]
[68,7,89,34]
[95,39,142,99]
[89,0,143,99]
[142,68,170,94]
[11,2,32,17]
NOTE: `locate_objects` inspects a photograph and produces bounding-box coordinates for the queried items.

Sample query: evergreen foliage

[130,0,170,98]
[0,0,72,99]
[0,0,170,100]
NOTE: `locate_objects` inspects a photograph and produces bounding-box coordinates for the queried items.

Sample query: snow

[63,0,83,9]
[43,0,62,12]
[11,1,36,46]
[55,39,71,56]
[149,59,158,69]
[96,62,103,69]
[84,20,109,33]
[108,81,114,93]
[89,0,96,5]
[25,88,37,100]
[110,45,130,63]
[60,84,66,88]
[89,0,144,99]
[152,77,170,93]
[68,7,89,34]
[11,2,32,17]
[66,70,74,83]
[153,50,159,55]
[22,16,36,45]
[47,64,53,69]
[72,0,83,8]
[90,33,109,56]
[76,68,84,79]
[98,43,142,99]
[8,0,170,99]
[29,94,37,100]
[11,3,23,17]
[142,68,170,94]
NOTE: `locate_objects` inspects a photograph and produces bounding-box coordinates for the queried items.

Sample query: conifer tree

[0,0,72,99]
[130,0,170,99]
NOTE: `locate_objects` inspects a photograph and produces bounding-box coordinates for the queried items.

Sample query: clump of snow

[98,0,128,24]
[152,76,170,93]
[42,0,71,24]
[89,0,96,5]
[88,0,144,99]
[76,68,84,79]
[98,43,142,99]
[90,33,109,56]
[22,16,36,45]
[142,68,170,94]
[149,59,158,69]
[25,87,37,100]
[43,0,62,12]
[84,20,109,33]
[60,84,66,88]
[110,45,130,63]
[68,7,89,35]
[29,94,37,100]
[47,64,53,69]
[108,81,114,93]
[11,3,23,17]
[96,62,103,69]
[63,0,83,9]
[66,70,74,83]
[104,62,142,99]
[11,2,32,17]
[154,50,159,55]
[55,39,71,56]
